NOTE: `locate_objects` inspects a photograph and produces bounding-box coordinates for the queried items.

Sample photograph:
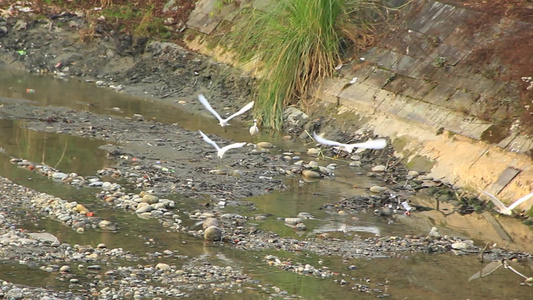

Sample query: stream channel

[0,68,532,299]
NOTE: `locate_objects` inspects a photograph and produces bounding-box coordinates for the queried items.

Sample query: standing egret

[249,119,259,136]
[481,190,533,215]
[198,94,254,127]
[198,130,246,166]
[312,132,387,153]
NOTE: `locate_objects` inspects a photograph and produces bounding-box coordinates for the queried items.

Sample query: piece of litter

[401,201,413,212]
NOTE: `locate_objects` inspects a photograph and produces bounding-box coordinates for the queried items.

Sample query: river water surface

[1,69,532,299]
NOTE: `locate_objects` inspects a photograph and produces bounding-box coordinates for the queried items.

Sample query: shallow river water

[1,69,532,299]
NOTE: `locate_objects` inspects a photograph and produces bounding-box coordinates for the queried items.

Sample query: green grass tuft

[228,0,400,129]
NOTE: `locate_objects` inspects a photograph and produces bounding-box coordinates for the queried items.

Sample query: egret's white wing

[199,130,220,152]
[348,139,387,150]
[481,191,511,215]
[503,260,530,279]
[218,142,247,158]
[224,101,254,123]
[468,260,503,282]
[198,94,224,124]
[312,132,345,147]
[314,132,386,152]
[508,192,533,210]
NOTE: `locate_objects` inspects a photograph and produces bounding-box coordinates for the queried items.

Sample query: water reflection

[0,119,109,175]
[405,192,533,253]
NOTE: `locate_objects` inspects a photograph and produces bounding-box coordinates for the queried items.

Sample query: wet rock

[27,232,60,244]
[250,149,264,155]
[417,175,433,181]
[369,186,387,193]
[209,169,229,175]
[283,107,309,125]
[301,169,322,179]
[60,265,70,273]
[428,227,441,238]
[371,165,387,172]
[156,263,171,272]
[350,154,362,161]
[420,180,441,188]
[98,220,116,231]
[159,199,175,208]
[204,226,222,241]
[374,206,393,216]
[317,166,332,176]
[284,218,302,225]
[51,172,68,180]
[74,204,89,214]
[152,202,166,210]
[256,142,273,148]
[203,217,219,229]
[101,182,122,191]
[297,212,314,219]
[141,194,159,204]
[294,223,306,231]
[308,161,319,168]
[407,170,419,179]
[349,161,362,167]
[451,240,474,251]
[255,214,268,221]
[137,212,153,219]
[307,148,321,155]
[136,202,152,213]
[231,170,243,177]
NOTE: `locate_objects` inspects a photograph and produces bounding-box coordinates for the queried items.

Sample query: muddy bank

[1,5,533,299]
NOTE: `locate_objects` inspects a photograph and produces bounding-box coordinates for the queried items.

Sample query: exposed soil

[1,1,533,299]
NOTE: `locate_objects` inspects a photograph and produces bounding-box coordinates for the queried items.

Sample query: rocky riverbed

[1,3,532,299]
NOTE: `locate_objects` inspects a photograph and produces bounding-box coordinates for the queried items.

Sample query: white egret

[198,94,254,127]
[249,119,259,136]
[481,190,533,215]
[469,259,532,283]
[312,132,387,153]
[198,130,246,160]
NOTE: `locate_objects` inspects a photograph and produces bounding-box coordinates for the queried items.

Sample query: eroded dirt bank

[1,3,532,299]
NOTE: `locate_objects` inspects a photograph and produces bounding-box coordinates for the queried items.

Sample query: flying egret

[312,132,387,153]
[198,94,254,127]
[198,130,246,162]
[469,259,532,283]
[481,190,533,215]
[249,119,259,136]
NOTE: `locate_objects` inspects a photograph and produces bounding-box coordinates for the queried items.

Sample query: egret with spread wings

[199,130,246,161]
[198,94,254,127]
[481,190,533,215]
[312,132,387,153]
